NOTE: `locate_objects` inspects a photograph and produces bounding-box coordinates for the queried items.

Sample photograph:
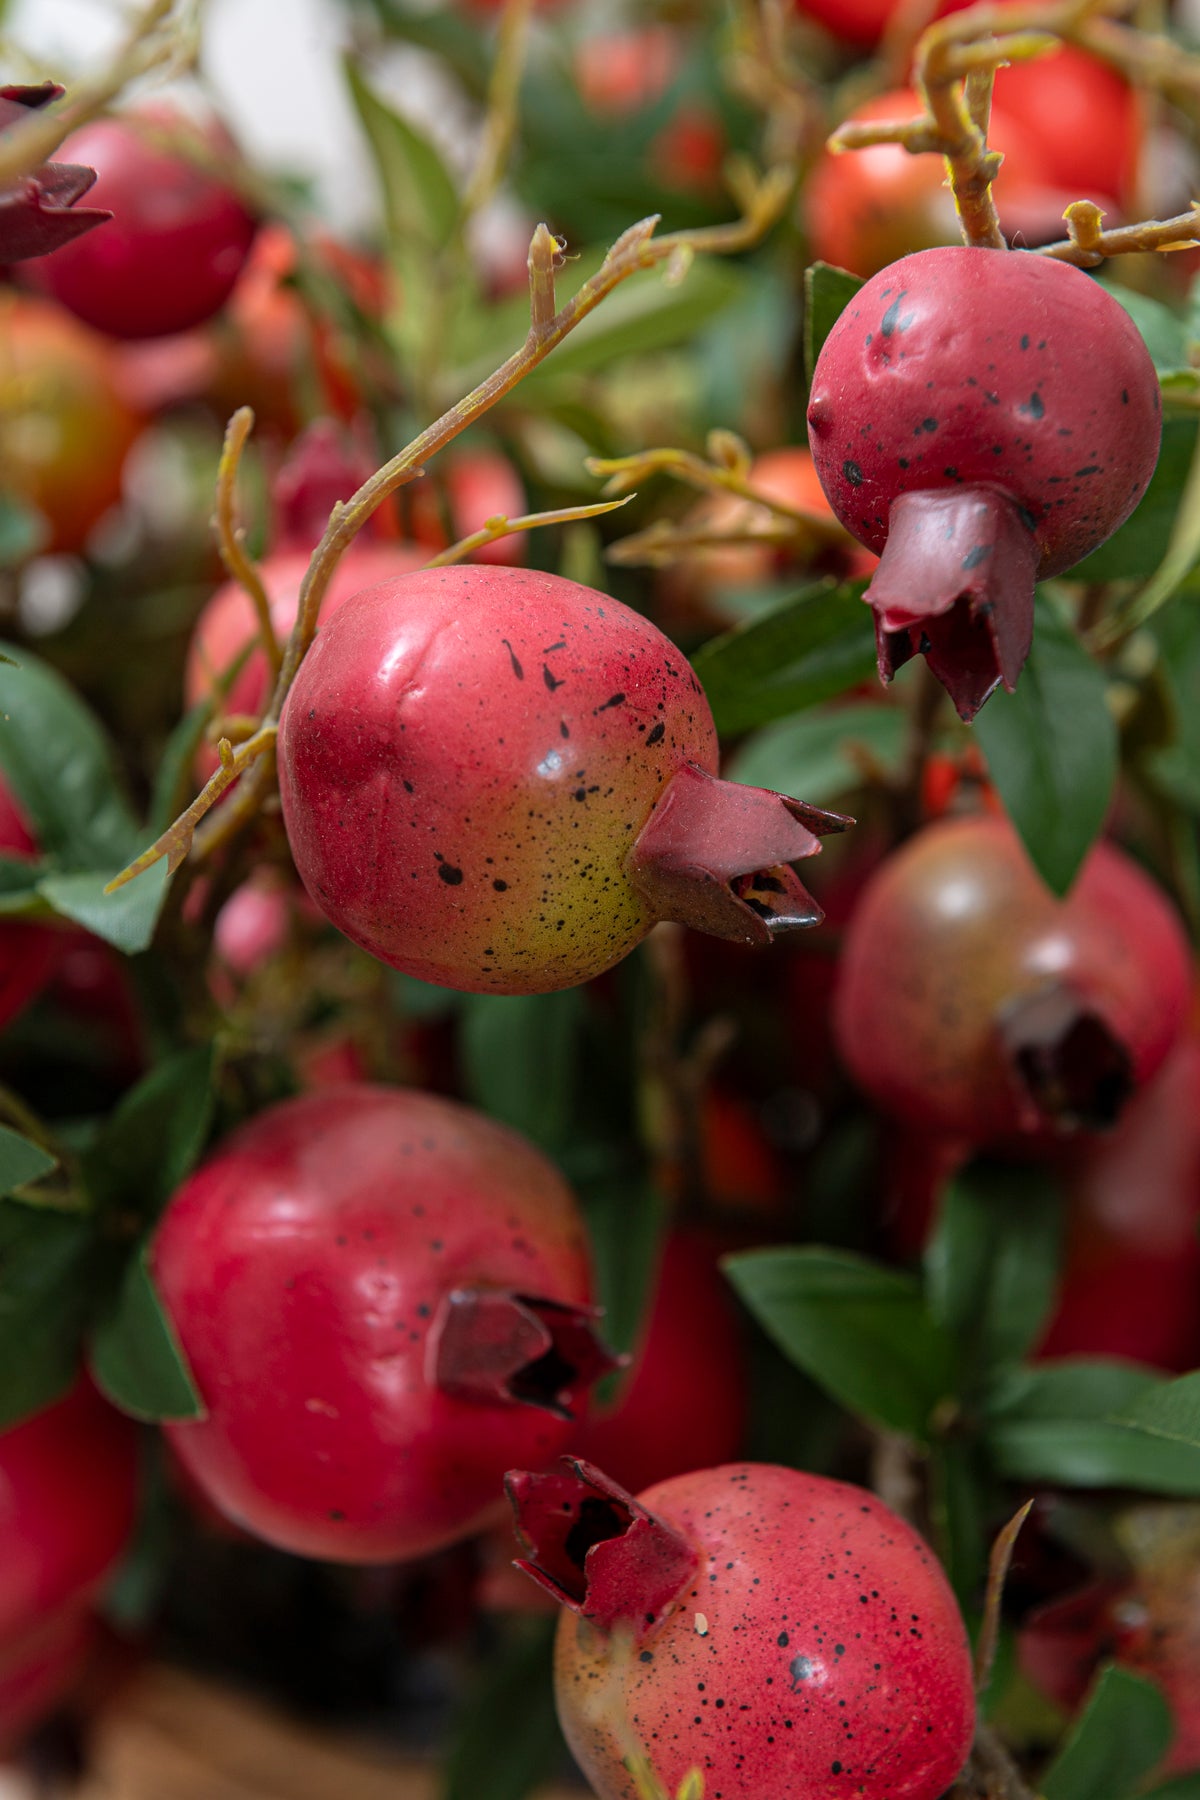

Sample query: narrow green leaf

[730,703,906,805]
[149,700,213,835]
[39,856,171,955]
[723,1246,955,1443]
[691,580,878,735]
[986,1363,1200,1493]
[1041,1665,1173,1800]
[1143,1777,1200,1799]
[1117,1369,1200,1448]
[0,1124,57,1194]
[83,1044,219,1224]
[90,1243,204,1422]
[344,58,460,250]
[579,1167,666,1370]
[443,1619,564,1800]
[804,262,865,388]
[0,643,138,868]
[924,1164,1064,1379]
[461,990,587,1157]
[974,591,1116,895]
[0,1199,94,1428]
[1101,279,1187,374]
[1072,421,1199,583]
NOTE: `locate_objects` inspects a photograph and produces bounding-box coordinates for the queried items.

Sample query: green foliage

[985,1363,1200,1494]
[804,262,864,387]
[83,1045,219,1225]
[924,1165,1064,1378]
[1041,1665,1174,1800]
[730,702,907,805]
[443,1620,565,1800]
[691,579,878,733]
[974,591,1117,894]
[0,1200,94,1427]
[0,1124,57,1194]
[1117,1369,1200,1449]
[91,1244,204,1422]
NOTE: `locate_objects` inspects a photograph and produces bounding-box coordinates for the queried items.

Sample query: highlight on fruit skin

[505,1457,976,1800]
[277,565,851,996]
[807,246,1161,719]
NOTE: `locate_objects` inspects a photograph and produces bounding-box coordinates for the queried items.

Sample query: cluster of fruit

[3,2,1200,1798]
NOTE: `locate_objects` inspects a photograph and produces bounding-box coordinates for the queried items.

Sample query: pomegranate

[507,1459,975,1800]
[0,83,110,263]
[0,1382,140,1644]
[807,247,1160,717]
[33,108,258,340]
[834,816,1191,1145]
[151,1086,617,1562]
[277,565,848,996]
[0,1612,96,1755]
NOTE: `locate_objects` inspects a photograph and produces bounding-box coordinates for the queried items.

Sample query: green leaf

[343,58,460,250]
[1144,1777,1200,1800]
[1116,1369,1200,1448]
[460,990,587,1157]
[83,1044,218,1225]
[1072,421,1199,583]
[443,1619,564,1800]
[0,1124,57,1194]
[1041,1665,1173,1800]
[924,1164,1064,1380]
[0,1199,94,1428]
[730,703,906,805]
[1100,280,1187,373]
[804,262,864,388]
[723,1246,955,1443]
[985,1362,1200,1493]
[974,591,1116,895]
[691,580,878,735]
[149,701,212,835]
[0,493,47,568]
[579,1166,666,1369]
[0,643,138,869]
[38,856,171,955]
[90,1243,204,1422]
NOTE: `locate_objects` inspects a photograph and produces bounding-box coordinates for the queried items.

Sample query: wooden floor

[3,1666,580,1800]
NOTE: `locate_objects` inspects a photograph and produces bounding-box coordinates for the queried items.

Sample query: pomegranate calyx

[997,983,1134,1132]
[866,486,1039,722]
[0,86,112,263]
[627,761,851,947]
[272,420,378,554]
[430,1290,621,1419]
[505,1458,699,1636]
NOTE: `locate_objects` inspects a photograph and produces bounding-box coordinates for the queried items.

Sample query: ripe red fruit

[1036,1036,1200,1371]
[805,90,1061,278]
[0,1612,96,1754]
[0,293,143,555]
[573,1234,747,1496]
[507,1459,975,1800]
[0,1382,140,1644]
[33,109,258,340]
[834,816,1191,1146]
[807,247,1161,717]
[151,1086,617,1562]
[277,565,848,996]
[184,539,428,776]
[0,774,64,1033]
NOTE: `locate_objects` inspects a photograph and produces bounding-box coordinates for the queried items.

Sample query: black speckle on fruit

[438,864,464,886]
[843,460,864,487]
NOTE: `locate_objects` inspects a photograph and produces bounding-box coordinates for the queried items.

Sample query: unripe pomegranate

[573,1234,747,1497]
[0,1382,140,1644]
[834,816,1191,1145]
[277,566,847,995]
[151,1086,617,1563]
[807,247,1160,717]
[34,108,258,340]
[507,1459,975,1800]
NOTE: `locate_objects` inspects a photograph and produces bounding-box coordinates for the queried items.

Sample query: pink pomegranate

[834,816,1191,1145]
[277,566,848,995]
[507,1459,975,1800]
[152,1086,616,1562]
[807,247,1160,717]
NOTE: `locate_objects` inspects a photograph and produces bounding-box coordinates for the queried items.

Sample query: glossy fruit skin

[1037,1036,1200,1370]
[34,111,258,339]
[152,1086,601,1562]
[549,1463,975,1800]
[0,294,143,554]
[807,247,1160,583]
[0,1382,140,1644]
[805,90,1060,278]
[277,566,719,995]
[834,817,1191,1145]
[185,541,429,776]
[992,45,1138,202]
[573,1234,746,1497]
